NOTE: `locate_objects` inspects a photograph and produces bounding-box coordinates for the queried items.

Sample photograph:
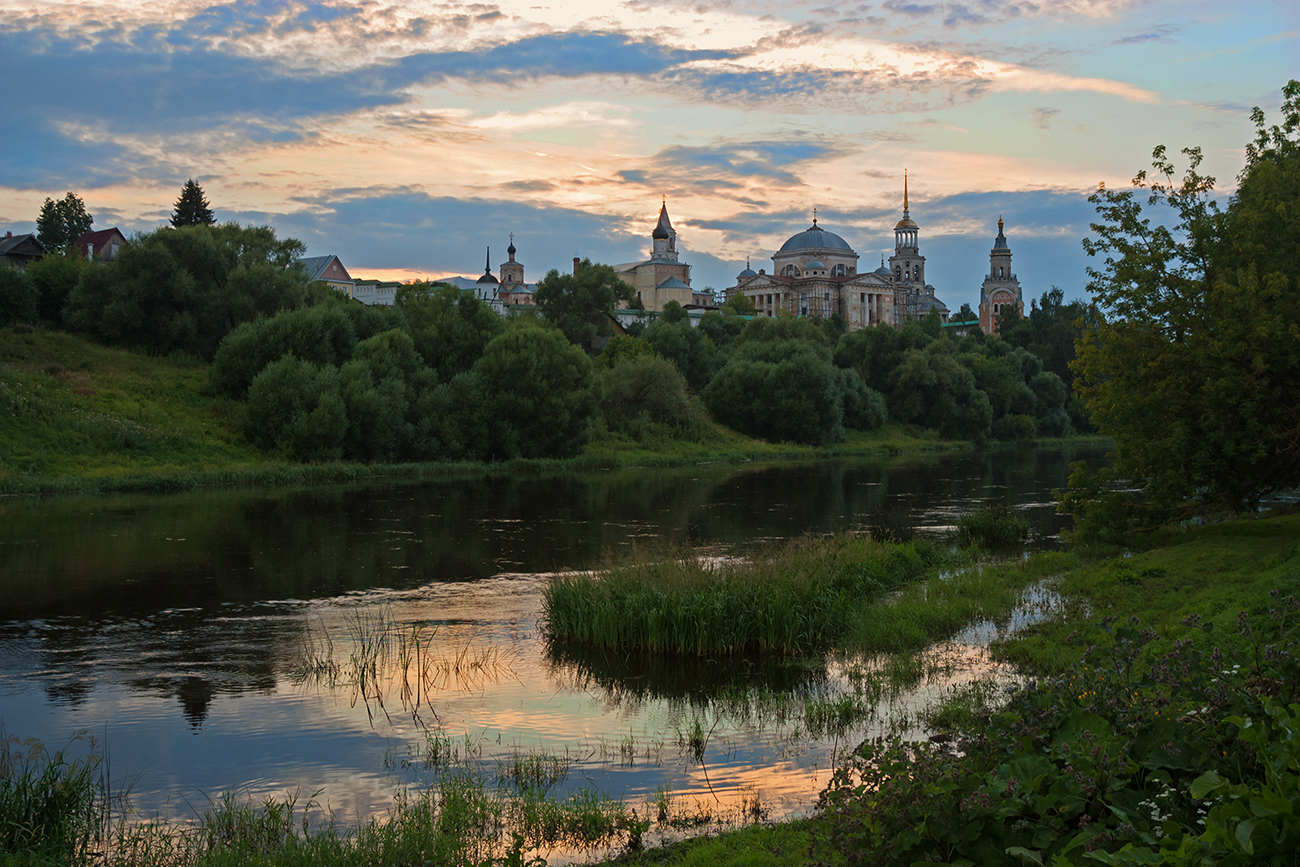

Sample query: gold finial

[813,206,818,227]
[904,169,909,212]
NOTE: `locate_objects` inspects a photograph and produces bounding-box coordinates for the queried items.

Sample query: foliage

[594,334,654,369]
[720,293,756,316]
[1000,287,1097,385]
[533,258,634,349]
[0,731,105,864]
[35,192,93,251]
[954,502,1030,549]
[473,321,599,459]
[396,281,505,381]
[0,265,37,326]
[20,250,92,325]
[171,178,216,227]
[642,317,717,392]
[65,223,313,360]
[838,368,887,431]
[543,536,939,656]
[956,302,977,321]
[817,599,1300,867]
[889,341,993,440]
[704,337,847,446]
[600,353,694,433]
[1066,80,1300,536]
[210,303,360,397]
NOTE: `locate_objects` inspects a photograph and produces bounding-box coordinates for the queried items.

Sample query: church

[725,175,950,328]
[614,200,708,311]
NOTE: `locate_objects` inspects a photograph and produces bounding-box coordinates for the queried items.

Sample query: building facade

[615,200,693,311]
[977,218,1023,334]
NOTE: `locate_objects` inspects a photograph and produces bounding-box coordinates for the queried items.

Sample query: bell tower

[978,217,1024,334]
[888,170,926,320]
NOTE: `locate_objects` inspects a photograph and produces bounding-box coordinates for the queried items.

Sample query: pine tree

[171,179,215,228]
[35,192,93,250]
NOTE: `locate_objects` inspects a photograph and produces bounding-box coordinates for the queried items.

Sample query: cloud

[616,139,847,197]
[1113,24,1180,45]
[1030,107,1061,129]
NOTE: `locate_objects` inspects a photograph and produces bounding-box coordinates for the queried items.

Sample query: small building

[0,232,45,270]
[75,227,126,262]
[300,254,356,296]
[350,279,401,306]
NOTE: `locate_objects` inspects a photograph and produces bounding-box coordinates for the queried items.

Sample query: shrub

[954,502,1030,549]
[992,413,1038,442]
[704,339,846,445]
[600,353,693,432]
[0,266,37,326]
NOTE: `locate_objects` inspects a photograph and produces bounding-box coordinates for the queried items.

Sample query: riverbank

[6,510,1293,866]
[0,327,1108,496]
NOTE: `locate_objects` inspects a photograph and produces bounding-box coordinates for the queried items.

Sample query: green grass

[0,731,106,864]
[953,502,1031,550]
[542,537,948,656]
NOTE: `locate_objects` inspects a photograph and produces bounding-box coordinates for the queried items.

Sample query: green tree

[474,321,599,458]
[170,179,215,228]
[1065,79,1300,536]
[0,265,38,325]
[704,338,847,445]
[600,353,694,433]
[720,293,756,316]
[642,318,717,392]
[20,252,91,325]
[955,302,976,321]
[533,258,634,349]
[396,282,503,381]
[65,223,311,359]
[890,342,992,440]
[35,192,93,251]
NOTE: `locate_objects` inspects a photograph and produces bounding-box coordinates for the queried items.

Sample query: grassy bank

[1,327,1106,497]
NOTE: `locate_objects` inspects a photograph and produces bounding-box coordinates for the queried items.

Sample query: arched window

[913,266,920,281]
[895,266,902,278]
[833,263,846,276]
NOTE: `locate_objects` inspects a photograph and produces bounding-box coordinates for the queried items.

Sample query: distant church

[614,200,712,311]
[726,174,949,328]
[978,217,1024,333]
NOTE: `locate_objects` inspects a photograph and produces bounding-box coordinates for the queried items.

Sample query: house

[300,254,356,296]
[0,232,45,270]
[75,228,126,262]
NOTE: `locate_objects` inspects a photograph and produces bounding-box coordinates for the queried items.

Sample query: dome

[476,271,499,284]
[738,266,757,278]
[895,216,918,230]
[778,224,853,253]
[806,260,826,270]
[874,264,891,276]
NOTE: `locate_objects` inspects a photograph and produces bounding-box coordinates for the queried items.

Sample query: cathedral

[977,217,1024,333]
[725,175,949,328]
[614,200,697,311]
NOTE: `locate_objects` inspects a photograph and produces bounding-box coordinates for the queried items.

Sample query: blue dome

[806,260,826,270]
[778,224,853,253]
[738,267,757,278]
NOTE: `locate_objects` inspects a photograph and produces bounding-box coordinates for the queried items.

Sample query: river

[0,444,1106,848]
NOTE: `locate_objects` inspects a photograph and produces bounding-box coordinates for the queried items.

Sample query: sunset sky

[2,0,1294,312]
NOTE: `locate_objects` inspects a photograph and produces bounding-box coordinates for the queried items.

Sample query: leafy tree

[600,353,694,433]
[839,369,888,430]
[890,342,992,440]
[20,252,91,325]
[704,338,847,445]
[1065,79,1300,536]
[0,265,37,326]
[240,357,347,461]
[396,282,503,381]
[533,258,634,349]
[595,334,654,368]
[35,192,93,251]
[696,310,746,355]
[473,321,599,458]
[659,299,688,323]
[211,304,359,397]
[993,302,1021,334]
[65,223,312,359]
[720,293,756,316]
[170,179,216,228]
[955,302,976,321]
[642,318,717,392]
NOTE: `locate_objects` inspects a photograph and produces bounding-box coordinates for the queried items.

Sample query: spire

[903,169,909,215]
[812,206,818,228]
[652,198,674,240]
[485,247,491,274]
[993,216,1009,250]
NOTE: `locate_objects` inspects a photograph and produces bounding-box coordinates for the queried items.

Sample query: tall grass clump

[0,731,106,864]
[954,502,1030,550]
[542,536,941,656]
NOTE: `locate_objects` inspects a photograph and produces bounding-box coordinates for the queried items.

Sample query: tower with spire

[499,233,524,288]
[978,217,1023,334]
[888,170,927,322]
[475,246,500,301]
[614,198,693,311]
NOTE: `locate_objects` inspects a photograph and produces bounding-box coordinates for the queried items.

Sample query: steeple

[903,169,909,215]
[507,232,516,259]
[476,246,499,285]
[651,197,678,260]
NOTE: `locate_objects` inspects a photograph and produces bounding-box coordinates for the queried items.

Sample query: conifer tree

[171,179,215,227]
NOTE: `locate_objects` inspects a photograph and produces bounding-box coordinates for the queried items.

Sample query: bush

[600,353,693,432]
[474,321,599,459]
[704,339,846,445]
[210,303,359,397]
[992,413,1038,442]
[0,266,37,326]
[840,368,888,430]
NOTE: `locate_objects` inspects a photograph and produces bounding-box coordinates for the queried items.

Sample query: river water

[0,444,1107,845]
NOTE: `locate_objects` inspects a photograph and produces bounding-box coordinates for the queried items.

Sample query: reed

[954,502,1030,550]
[0,731,106,864]
[542,536,941,657]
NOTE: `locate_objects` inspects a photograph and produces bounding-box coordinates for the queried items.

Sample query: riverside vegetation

[4,510,1298,866]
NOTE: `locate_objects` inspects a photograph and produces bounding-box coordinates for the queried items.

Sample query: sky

[1,0,1295,313]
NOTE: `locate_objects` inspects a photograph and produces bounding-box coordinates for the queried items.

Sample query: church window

[895,266,902,278]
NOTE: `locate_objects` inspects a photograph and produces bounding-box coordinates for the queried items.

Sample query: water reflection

[0,445,1107,830]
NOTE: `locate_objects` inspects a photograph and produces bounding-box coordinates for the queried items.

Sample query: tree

[35,192,93,251]
[1064,79,1300,538]
[704,338,847,446]
[533,258,634,349]
[956,302,976,322]
[171,179,215,227]
[0,265,38,326]
[395,282,503,382]
[721,293,756,316]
